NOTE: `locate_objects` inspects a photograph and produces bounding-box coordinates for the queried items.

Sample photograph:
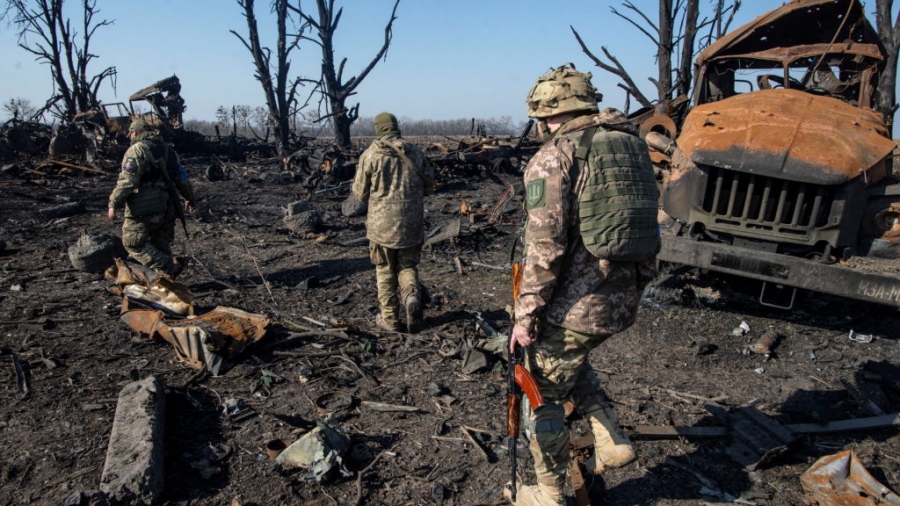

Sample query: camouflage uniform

[352,113,434,331]
[108,130,194,276]
[513,110,658,499]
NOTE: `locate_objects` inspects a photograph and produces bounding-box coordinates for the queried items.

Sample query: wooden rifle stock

[507,252,546,501]
[507,363,546,436]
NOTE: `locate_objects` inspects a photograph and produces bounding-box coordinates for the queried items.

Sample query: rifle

[314,180,352,194]
[157,157,189,238]
[507,237,545,502]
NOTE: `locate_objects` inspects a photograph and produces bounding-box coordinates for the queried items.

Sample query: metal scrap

[120,306,270,376]
[800,450,900,505]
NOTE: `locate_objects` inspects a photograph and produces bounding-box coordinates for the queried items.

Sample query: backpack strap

[386,141,433,187]
[567,125,598,239]
[570,125,598,192]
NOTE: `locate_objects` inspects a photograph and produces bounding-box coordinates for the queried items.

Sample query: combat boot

[404,294,420,334]
[584,404,636,474]
[167,263,184,279]
[374,314,401,332]
[503,482,564,506]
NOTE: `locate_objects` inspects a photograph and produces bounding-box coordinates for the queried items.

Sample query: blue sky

[0,0,839,122]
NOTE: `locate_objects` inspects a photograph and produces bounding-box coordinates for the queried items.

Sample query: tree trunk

[301,0,399,150]
[874,0,899,135]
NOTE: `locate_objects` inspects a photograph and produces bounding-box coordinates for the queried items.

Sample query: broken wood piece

[360,401,421,412]
[39,201,84,219]
[12,352,29,398]
[47,158,107,174]
[630,425,729,439]
[663,387,728,403]
[583,412,900,445]
[256,329,352,351]
[786,412,900,435]
[460,426,492,462]
[469,261,506,271]
[430,435,467,444]
[302,316,329,327]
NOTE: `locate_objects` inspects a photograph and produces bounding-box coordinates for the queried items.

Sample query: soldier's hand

[184,201,198,213]
[510,324,535,352]
[107,207,116,220]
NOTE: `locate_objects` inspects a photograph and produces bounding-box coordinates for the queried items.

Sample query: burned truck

[649,0,900,308]
[49,75,194,160]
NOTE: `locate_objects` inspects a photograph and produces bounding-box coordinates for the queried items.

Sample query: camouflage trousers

[121,214,177,274]
[525,321,614,492]
[368,242,421,327]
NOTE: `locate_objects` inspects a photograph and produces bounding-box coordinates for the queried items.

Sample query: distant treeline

[184,113,530,140]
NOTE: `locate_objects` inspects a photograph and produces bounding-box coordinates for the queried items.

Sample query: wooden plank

[631,425,728,439]
[787,413,900,434]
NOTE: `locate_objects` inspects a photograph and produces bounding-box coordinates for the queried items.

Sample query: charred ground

[0,137,898,506]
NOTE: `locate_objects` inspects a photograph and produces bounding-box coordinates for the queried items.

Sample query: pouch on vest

[568,125,659,262]
[126,186,168,217]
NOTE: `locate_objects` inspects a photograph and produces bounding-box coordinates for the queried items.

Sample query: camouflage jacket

[352,135,434,249]
[514,109,658,336]
[108,134,194,218]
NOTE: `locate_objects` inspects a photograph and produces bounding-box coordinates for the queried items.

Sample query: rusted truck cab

[656,0,900,308]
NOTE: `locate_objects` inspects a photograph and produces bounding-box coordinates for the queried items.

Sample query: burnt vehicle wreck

[49,75,198,161]
[648,0,900,308]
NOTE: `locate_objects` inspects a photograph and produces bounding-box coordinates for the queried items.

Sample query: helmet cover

[526,63,602,119]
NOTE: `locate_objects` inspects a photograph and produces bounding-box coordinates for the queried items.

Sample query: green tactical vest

[565,125,660,262]
[125,139,170,217]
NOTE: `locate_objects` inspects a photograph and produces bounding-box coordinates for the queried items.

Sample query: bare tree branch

[574,0,740,112]
[4,0,115,121]
[571,26,653,109]
[297,0,400,149]
[231,0,310,157]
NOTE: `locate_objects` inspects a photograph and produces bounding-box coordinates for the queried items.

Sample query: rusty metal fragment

[110,258,194,316]
[120,305,270,375]
[800,450,900,506]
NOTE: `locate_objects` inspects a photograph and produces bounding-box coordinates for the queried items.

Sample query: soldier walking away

[107,119,198,278]
[352,112,434,333]
[506,64,660,506]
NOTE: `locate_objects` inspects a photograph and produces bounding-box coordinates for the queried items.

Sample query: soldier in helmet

[107,119,198,278]
[506,64,659,505]
[352,112,435,333]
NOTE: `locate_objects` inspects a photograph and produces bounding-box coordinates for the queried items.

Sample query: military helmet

[128,118,148,134]
[526,63,602,119]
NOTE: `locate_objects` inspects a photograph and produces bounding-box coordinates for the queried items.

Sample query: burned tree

[231,0,307,159]
[1,0,116,121]
[572,0,740,111]
[874,0,899,133]
[298,0,400,150]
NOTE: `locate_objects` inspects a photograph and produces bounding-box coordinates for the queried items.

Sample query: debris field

[0,135,898,506]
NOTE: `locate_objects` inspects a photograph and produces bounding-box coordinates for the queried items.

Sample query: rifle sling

[152,147,189,237]
[386,142,433,186]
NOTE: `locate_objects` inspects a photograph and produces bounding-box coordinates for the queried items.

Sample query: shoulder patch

[526,179,546,209]
[123,157,138,173]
